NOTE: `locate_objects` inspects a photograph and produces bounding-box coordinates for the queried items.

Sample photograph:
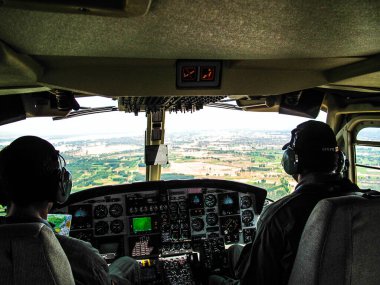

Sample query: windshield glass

[0,97,326,202]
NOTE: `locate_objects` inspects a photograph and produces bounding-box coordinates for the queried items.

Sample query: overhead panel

[118,96,226,115]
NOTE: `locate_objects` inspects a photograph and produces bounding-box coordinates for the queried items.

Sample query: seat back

[0,222,75,285]
[288,195,380,285]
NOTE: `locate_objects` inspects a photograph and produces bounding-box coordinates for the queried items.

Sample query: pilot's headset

[55,152,73,204]
[281,126,345,175]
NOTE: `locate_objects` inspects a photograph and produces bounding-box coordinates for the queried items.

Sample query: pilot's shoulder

[259,192,302,223]
[55,234,104,262]
[55,235,110,284]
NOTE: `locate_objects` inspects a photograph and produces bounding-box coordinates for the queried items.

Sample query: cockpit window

[355,127,380,190]
[165,109,327,201]
[0,97,326,203]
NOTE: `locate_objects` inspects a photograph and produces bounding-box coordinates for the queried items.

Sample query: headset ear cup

[282,148,298,175]
[335,151,346,174]
[55,167,72,204]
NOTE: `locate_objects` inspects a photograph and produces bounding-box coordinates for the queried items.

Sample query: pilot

[0,136,140,285]
[210,120,360,285]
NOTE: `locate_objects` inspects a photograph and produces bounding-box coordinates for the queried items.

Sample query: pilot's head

[0,136,72,207]
[281,120,343,177]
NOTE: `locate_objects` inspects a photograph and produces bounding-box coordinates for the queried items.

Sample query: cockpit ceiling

[0,1,379,59]
[0,1,379,98]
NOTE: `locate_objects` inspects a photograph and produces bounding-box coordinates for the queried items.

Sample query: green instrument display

[132,217,152,233]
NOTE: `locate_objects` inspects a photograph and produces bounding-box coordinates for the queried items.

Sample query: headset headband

[288,128,339,153]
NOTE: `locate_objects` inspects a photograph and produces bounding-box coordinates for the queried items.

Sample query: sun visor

[145,145,169,166]
[0,95,26,126]
[279,89,325,119]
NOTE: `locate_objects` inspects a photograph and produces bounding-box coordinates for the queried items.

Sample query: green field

[58,131,298,201]
[34,132,380,200]
[1,131,379,206]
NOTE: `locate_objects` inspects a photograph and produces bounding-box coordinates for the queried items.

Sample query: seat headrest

[0,222,75,285]
[289,195,380,285]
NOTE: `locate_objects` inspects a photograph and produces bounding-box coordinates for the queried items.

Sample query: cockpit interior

[0,0,379,284]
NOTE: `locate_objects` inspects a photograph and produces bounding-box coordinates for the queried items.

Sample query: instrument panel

[53,179,266,284]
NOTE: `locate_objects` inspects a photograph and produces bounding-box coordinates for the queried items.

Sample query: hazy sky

[0,96,326,140]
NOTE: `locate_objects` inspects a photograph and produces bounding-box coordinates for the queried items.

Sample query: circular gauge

[109,203,123,217]
[110,219,124,234]
[242,210,254,224]
[94,204,108,219]
[204,194,217,207]
[94,221,109,235]
[191,218,205,232]
[161,213,169,222]
[206,213,218,226]
[240,196,252,209]
[169,202,178,212]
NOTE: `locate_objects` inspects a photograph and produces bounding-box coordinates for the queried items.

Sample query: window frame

[351,119,380,186]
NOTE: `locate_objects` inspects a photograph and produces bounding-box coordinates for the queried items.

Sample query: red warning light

[200,66,215,81]
[176,60,221,88]
[181,66,197,81]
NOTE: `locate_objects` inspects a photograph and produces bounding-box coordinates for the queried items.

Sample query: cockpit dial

[169,202,178,212]
[110,219,124,234]
[191,218,205,232]
[94,221,109,235]
[240,196,252,209]
[206,213,218,226]
[204,194,217,207]
[94,204,108,219]
[109,203,123,217]
[241,210,254,224]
